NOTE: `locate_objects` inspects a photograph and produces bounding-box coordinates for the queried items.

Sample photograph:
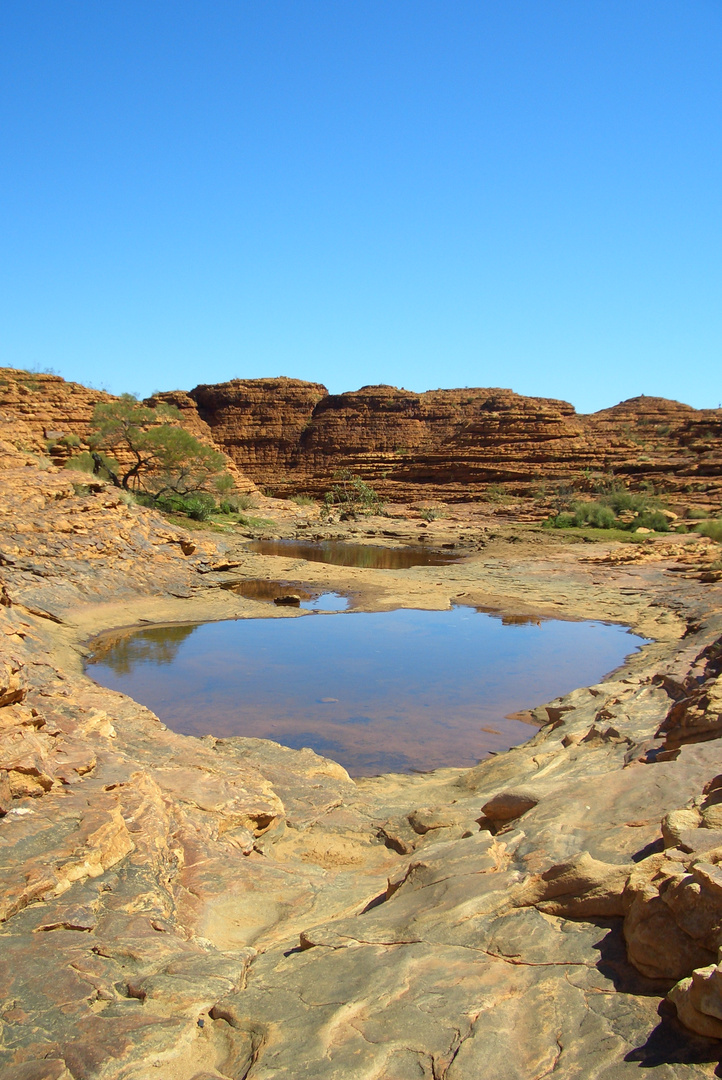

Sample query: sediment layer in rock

[187,379,722,505]
[2,368,720,506]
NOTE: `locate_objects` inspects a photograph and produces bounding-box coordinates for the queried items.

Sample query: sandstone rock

[3,368,721,504]
[0,769,10,814]
[0,1062,74,1080]
[1,439,722,1072]
[668,965,722,1039]
[518,851,630,918]
[481,788,539,823]
[407,806,457,834]
[661,806,703,847]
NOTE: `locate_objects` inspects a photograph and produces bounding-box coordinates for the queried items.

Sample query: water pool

[86,607,647,776]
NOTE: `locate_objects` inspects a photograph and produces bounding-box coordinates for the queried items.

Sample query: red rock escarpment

[2,368,720,506]
[188,379,722,505]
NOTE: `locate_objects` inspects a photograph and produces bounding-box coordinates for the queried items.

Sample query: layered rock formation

[2,368,721,507]
[185,379,722,506]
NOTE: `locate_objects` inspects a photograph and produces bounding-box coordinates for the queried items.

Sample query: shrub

[634,510,670,532]
[600,490,657,515]
[65,451,120,479]
[321,469,384,517]
[289,494,316,507]
[545,512,576,529]
[545,499,671,533]
[155,492,216,521]
[695,520,722,543]
[572,502,617,529]
[217,493,256,514]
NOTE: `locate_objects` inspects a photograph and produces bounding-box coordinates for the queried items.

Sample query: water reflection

[221,580,350,611]
[88,624,197,674]
[245,538,460,569]
[221,579,312,603]
[300,592,349,612]
[86,608,647,777]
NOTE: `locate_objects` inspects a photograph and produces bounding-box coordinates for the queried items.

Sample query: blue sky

[1,1,720,412]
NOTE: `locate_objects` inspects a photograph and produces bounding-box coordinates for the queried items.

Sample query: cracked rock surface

[1,453,722,1078]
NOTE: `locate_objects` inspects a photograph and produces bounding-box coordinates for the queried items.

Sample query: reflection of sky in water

[87,608,648,777]
[299,593,349,611]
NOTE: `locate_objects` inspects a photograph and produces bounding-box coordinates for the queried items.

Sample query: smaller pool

[244,538,460,569]
[221,580,350,611]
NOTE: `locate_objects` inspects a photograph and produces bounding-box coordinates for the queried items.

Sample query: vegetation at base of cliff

[543,487,682,535]
[551,526,655,544]
[67,394,232,499]
[696,519,722,543]
[289,494,317,507]
[321,469,384,518]
[136,491,272,529]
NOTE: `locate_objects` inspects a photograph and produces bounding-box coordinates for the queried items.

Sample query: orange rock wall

[189,379,722,505]
[1,368,720,506]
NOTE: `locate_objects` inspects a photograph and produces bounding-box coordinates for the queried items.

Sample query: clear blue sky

[1,1,720,413]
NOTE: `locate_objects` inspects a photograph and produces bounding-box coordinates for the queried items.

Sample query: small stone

[481,790,539,823]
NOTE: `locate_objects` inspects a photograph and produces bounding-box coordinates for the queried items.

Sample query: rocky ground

[2,451,722,1078]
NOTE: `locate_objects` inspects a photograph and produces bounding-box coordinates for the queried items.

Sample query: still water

[221,579,349,611]
[245,538,459,568]
[86,607,647,776]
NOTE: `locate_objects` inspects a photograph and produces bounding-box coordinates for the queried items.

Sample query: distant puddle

[86,608,648,776]
[244,538,460,569]
[221,579,350,611]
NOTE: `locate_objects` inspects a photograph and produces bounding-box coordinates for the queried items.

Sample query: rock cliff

[2,368,720,507]
[0,369,256,494]
[186,378,722,506]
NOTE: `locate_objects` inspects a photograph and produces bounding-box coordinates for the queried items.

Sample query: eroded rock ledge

[1,459,722,1079]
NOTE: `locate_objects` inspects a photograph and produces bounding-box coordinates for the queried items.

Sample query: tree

[321,468,384,518]
[87,394,230,496]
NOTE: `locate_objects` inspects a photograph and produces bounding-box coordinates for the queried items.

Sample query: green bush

[634,510,670,532]
[65,451,119,479]
[695,520,722,543]
[572,502,617,529]
[545,512,576,529]
[686,507,709,520]
[546,498,671,533]
[155,492,216,521]
[321,469,384,517]
[289,494,316,507]
[600,490,657,515]
[217,493,256,514]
